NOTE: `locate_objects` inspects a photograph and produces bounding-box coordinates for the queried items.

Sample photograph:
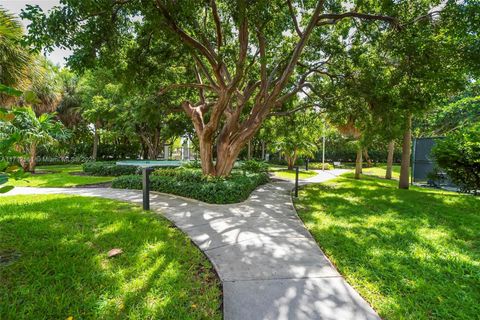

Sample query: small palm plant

[6,107,69,172]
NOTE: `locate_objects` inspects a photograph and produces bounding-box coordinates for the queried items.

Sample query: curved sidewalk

[3,170,379,320]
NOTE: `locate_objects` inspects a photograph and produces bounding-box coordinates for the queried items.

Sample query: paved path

[4,169,379,320]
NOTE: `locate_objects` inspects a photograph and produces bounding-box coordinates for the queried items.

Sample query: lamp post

[142,167,153,210]
[294,166,299,197]
[322,119,326,171]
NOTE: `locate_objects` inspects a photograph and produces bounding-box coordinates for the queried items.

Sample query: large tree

[23,0,419,176]
[20,0,406,175]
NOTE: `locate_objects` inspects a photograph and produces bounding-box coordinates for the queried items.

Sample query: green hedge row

[82,162,140,176]
[112,170,270,204]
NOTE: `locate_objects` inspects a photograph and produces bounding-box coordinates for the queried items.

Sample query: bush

[239,160,269,173]
[432,124,480,194]
[112,170,270,204]
[181,160,202,169]
[308,162,332,170]
[82,161,140,176]
[152,167,204,182]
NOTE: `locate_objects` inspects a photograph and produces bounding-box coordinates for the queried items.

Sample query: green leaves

[0,185,14,194]
[432,122,480,194]
[0,84,22,97]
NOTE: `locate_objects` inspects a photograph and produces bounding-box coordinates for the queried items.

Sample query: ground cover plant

[112,167,269,204]
[6,164,113,187]
[0,195,221,319]
[295,174,480,319]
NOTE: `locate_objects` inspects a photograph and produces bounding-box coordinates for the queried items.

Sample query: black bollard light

[305,159,309,171]
[294,166,299,197]
[142,167,153,210]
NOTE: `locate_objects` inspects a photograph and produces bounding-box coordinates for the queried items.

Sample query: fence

[412,137,454,188]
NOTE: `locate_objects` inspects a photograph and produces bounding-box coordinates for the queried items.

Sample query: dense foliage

[23,0,478,176]
[2,107,69,172]
[82,161,140,176]
[432,123,480,194]
[0,108,23,193]
[112,168,269,204]
[239,160,269,173]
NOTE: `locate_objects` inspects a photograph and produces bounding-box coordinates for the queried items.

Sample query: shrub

[432,123,480,194]
[82,161,139,176]
[181,160,202,169]
[239,160,269,173]
[152,167,204,182]
[308,162,331,170]
[112,170,270,204]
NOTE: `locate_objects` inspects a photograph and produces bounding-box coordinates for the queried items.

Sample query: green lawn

[7,164,113,187]
[273,169,318,180]
[0,195,221,319]
[362,164,401,179]
[295,174,480,320]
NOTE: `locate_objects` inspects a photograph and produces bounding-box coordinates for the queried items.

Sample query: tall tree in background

[265,109,324,170]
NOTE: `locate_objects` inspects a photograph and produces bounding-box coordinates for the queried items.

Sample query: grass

[362,164,401,179]
[273,169,318,180]
[294,174,480,320]
[7,164,113,187]
[0,195,221,319]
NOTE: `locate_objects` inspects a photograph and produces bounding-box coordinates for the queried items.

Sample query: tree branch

[211,0,223,52]
[317,12,400,27]
[154,0,224,84]
[158,83,217,95]
[287,0,303,37]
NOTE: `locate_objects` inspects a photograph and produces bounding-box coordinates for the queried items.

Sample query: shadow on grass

[296,174,480,319]
[0,196,221,319]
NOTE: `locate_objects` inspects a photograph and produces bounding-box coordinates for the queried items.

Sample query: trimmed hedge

[82,161,140,176]
[112,169,270,204]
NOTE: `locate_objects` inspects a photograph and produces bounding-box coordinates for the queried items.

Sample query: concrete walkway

[3,169,379,320]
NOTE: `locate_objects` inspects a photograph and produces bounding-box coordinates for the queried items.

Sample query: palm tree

[7,107,69,172]
[27,57,61,115]
[0,6,31,104]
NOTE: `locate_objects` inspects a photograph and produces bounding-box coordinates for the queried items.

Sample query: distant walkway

[301,169,351,184]
[4,169,379,320]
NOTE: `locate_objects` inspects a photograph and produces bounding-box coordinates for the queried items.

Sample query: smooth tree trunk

[399,114,412,189]
[92,123,99,161]
[247,140,252,160]
[385,140,395,180]
[141,141,148,159]
[285,150,298,170]
[355,148,363,179]
[261,141,266,160]
[28,143,37,173]
[363,148,372,167]
[199,136,216,175]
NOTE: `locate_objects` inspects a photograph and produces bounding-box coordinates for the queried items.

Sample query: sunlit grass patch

[295,174,480,319]
[273,169,318,180]
[7,164,113,187]
[0,195,221,319]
